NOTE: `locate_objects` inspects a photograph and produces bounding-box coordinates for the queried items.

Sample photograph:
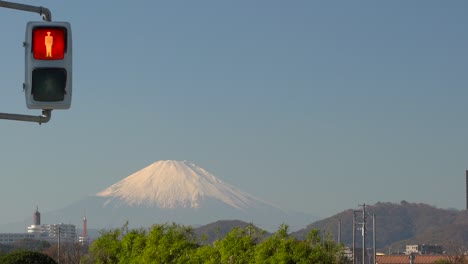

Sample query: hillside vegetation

[291,201,468,253]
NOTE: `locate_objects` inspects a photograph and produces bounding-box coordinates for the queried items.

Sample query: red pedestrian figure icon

[45,32,53,57]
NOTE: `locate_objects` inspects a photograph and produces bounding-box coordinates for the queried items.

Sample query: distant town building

[0,233,37,244]
[45,223,77,243]
[405,244,443,255]
[0,223,76,245]
[0,207,77,245]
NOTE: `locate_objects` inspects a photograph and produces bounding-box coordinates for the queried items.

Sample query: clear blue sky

[0,1,467,225]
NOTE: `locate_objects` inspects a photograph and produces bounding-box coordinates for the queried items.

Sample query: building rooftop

[376,255,448,264]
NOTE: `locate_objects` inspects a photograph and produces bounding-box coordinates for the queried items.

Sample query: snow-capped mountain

[0,160,314,232]
[96,160,267,210]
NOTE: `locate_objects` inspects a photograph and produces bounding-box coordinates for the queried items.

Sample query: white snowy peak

[96,160,262,210]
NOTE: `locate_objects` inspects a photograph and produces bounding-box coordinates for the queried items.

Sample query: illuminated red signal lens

[32,27,66,60]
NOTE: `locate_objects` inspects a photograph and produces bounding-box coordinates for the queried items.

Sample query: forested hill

[193,220,269,244]
[291,201,468,252]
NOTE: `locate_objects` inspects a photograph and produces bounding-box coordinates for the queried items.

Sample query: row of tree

[0,250,56,264]
[0,238,87,264]
[82,223,350,264]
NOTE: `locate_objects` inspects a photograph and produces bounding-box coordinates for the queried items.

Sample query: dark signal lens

[32,68,67,101]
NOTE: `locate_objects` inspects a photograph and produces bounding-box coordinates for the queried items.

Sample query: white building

[27,223,77,243]
[46,223,77,243]
[0,224,77,245]
[27,224,46,234]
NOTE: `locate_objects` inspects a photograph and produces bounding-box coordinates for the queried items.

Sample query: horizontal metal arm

[0,110,52,124]
[0,0,51,21]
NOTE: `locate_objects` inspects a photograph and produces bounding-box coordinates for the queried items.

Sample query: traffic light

[24,21,72,109]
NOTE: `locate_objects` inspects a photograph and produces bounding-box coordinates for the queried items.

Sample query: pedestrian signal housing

[24,21,72,109]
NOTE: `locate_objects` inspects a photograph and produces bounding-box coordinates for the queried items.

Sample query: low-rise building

[405,245,443,255]
[0,223,77,245]
[0,233,37,244]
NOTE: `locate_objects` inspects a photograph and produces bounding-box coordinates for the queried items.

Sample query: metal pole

[373,214,376,264]
[0,110,51,124]
[409,253,415,264]
[465,170,468,210]
[0,0,51,21]
[57,226,60,264]
[362,204,366,264]
[352,211,355,264]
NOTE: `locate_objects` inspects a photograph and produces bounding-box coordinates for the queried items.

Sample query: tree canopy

[84,222,350,264]
[0,250,57,264]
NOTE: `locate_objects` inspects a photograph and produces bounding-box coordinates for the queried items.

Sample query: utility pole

[361,203,366,264]
[57,226,61,264]
[354,203,377,264]
[373,214,376,264]
[353,209,362,264]
[352,211,355,264]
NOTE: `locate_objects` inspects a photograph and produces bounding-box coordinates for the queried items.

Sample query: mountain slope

[96,160,266,210]
[292,201,468,252]
[10,160,313,232]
